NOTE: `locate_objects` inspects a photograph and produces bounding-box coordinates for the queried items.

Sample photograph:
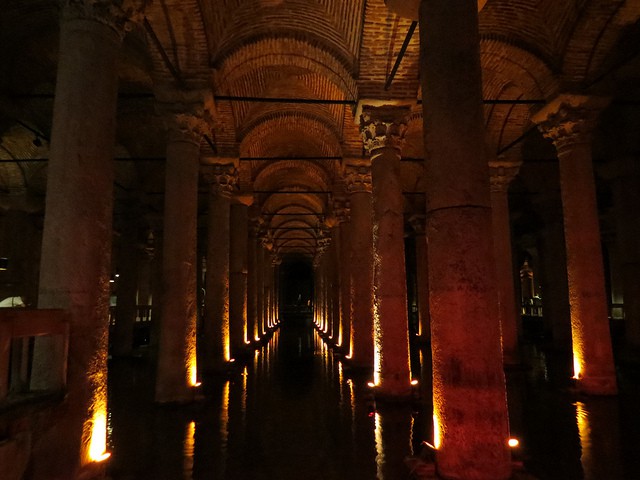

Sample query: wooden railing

[0,309,69,403]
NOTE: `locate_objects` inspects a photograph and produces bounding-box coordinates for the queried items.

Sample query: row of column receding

[26,2,622,479]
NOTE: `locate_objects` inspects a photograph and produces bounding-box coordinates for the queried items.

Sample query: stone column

[203,162,238,371]
[533,94,617,395]
[229,194,252,357]
[409,214,430,342]
[418,1,511,477]
[345,162,375,369]
[247,217,260,342]
[336,201,351,351]
[156,111,208,402]
[256,239,265,336]
[360,105,412,398]
[272,256,282,326]
[489,159,522,365]
[28,2,132,476]
[327,216,341,344]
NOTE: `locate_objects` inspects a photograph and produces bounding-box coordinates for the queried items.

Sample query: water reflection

[107,315,640,480]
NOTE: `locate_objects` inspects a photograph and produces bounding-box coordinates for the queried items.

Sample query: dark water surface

[106,316,640,480]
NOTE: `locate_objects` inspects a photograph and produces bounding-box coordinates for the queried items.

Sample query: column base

[370,383,415,403]
[575,375,618,395]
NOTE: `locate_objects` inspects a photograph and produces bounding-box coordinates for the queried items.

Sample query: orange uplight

[367,381,376,388]
[433,414,442,450]
[508,438,520,448]
[410,379,419,386]
[88,409,110,463]
[573,354,582,380]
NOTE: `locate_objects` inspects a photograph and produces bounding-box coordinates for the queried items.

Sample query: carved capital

[532,94,610,153]
[489,159,522,193]
[204,163,238,198]
[62,0,148,37]
[333,198,350,223]
[359,105,410,155]
[163,113,210,144]
[345,163,372,193]
[271,255,282,267]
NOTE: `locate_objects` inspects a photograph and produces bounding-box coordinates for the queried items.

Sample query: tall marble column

[256,239,266,336]
[28,2,134,476]
[336,200,351,351]
[229,194,252,357]
[327,215,341,343]
[360,105,412,398]
[247,216,260,342]
[409,214,430,342]
[345,162,374,369]
[533,94,617,395]
[418,1,511,477]
[156,110,208,402]
[489,159,522,365]
[203,162,238,371]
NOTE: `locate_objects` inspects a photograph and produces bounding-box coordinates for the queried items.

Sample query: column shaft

[156,138,200,401]
[203,190,232,370]
[339,219,351,350]
[415,232,430,341]
[29,12,121,476]
[229,202,249,355]
[420,0,511,477]
[247,227,259,342]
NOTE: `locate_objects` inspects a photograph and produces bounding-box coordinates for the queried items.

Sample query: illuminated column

[156,109,209,402]
[272,256,282,325]
[418,0,511,477]
[489,159,522,365]
[409,214,430,341]
[229,194,253,355]
[360,105,411,398]
[28,2,133,474]
[247,217,260,342]
[345,162,374,368]
[336,201,351,350]
[261,236,274,331]
[327,216,341,343]
[533,94,617,395]
[203,162,238,371]
[256,238,266,335]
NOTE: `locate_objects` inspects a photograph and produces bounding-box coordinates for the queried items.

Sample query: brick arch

[240,115,343,160]
[215,37,358,101]
[253,160,332,193]
[481,38,560,100]
[483,82,532,154]
[561,0,640,83]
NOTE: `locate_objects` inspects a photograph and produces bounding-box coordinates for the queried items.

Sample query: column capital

[334,202,351,224]
[233,192,255,207]
[489,159,522,193]
[62,0,148,37]
[157,87,216,144]
[532,94,610,152]
[204,163,238,198]
[358,104,411,156]
[345,163,373,193]
[271,254,282,267]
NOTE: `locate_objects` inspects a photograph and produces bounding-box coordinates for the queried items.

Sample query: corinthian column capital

[359,104,411,155]
[344,162,372,193]
[203,162,239,198]
[489,159,522,193]
[62,0,148,36]
[532,94,610,153]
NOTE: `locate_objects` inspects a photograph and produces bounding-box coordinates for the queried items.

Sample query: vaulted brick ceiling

[1,0,639,258]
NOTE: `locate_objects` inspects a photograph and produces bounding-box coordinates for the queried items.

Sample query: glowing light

[254,335,260,342]
[374,412,384,479]
[367,381,376,388]
[410,379,419,386]
[89,410,110,462]
[508,438,520,448]
[229,358,236,363]
[184,421,196,477]
[573,353,582,379]
[345,354,352,359]
[575,401,593,476]
[373,301,382,387]
[433,414,442,450]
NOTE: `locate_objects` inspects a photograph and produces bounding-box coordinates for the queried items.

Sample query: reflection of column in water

[375,406,414,480]
[183,421,195,480]
[220,380,230,477]
[575,400,623,480]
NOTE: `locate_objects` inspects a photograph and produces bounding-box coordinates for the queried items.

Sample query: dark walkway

[106,314,640,480]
